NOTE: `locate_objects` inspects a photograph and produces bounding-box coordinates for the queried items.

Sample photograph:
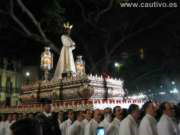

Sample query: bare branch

[95,0,114,22]
[74,0,90,24]
[9,0,32,36]
[78,37,95,68]
[14,0,59,53]
[16,0,47,40]
[74,0,106,32]
[104,33,111,55]
[132,68,162,84]
[108,10,176,56]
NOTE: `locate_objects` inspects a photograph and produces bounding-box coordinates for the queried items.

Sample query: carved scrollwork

[77,84,94,98]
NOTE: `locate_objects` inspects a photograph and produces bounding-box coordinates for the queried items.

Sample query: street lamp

[25,71,30,84]
[171,81,175,85]
[114,62,123,68]
[114,62,120,68]
[25,72,30,77]
[41,47,53,81]
[114,62,123,77]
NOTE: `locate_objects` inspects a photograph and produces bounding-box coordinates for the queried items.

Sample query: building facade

[0,57,23,106]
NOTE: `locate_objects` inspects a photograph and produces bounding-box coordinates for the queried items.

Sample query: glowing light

[114,62,123,68]
[25,72,30,77]
[128,93,147,99]
[170,88,179,94]
[114,62,120,67]
[171,81,176,85]
[159,92,166,95]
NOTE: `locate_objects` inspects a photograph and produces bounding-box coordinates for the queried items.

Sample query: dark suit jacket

[36,113,60,135]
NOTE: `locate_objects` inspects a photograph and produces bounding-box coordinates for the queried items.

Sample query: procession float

[0,23,145,113]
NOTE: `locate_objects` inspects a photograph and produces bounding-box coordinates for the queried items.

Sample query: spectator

[85,109,102,135]
[157,102,180,135]
[69,111,84,135]
[36,99,55,135]
[119,104,140,135]
[106,106,122,135]
[51,112,62,135]
[60,109,75,135]
[139,101,158,135]
[10,118,42,135]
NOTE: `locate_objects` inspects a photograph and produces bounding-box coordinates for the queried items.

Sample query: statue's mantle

[20,75,125,103]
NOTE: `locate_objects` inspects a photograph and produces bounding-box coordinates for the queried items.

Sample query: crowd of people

[0,100,180,135]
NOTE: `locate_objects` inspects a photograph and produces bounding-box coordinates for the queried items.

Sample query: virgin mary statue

[53,23,76,80]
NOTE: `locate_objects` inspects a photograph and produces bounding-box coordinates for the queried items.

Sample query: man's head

[104,108,112,115]
[94,109,102,123]
[41,98,52,113]
[160,102,174,117]
[104,108,112,122]
[68,110,75,121]
[128,104,140,121]
[43,104,52,113]
[85,109,93,121]
[7,114,12,122]
[12,113,17,121]
[113,106,123,120]
[76,111,84,122]
[58,111,64,122]
[142,101,157,117]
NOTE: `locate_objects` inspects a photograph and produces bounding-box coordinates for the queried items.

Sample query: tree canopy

[1,0,180,96]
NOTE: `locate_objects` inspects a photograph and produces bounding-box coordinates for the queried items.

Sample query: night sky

[1,0,180,96]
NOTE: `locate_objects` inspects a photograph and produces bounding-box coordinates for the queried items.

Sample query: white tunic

[82,119,89,134]
[60,119,72,135]
[139,114,158,135]
[106,118,121,135]
[85,119,99,135]
[82,119,89,126]
[99,117,111,134]
[4,121,13,135]
[0,121,6,135]
[157,114,180,135]
[53,34,76,80]
[119,115,138,135]
[99,117,110,128]
[58,119,62,130]
[69,120,84,135]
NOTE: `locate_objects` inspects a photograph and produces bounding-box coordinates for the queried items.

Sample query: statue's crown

[64,22,73,30]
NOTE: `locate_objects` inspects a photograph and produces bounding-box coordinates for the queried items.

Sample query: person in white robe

[82,109,93,134]
[85,109,102,135]
[157,102,180,135]
[5,121,13,135]
[69,111,84,135]
[99,108,112,134]
[58,111,64,130]
[53,23,76,80]
[60,110,75,135]
[106,106,123,135]
[139,101,158,135]
[83,109,93,125]
[2,114,14,135]
[119,104,140,135]
[0,115,6,135]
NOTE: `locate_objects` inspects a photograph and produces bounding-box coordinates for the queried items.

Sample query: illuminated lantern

[75,56,85,76]
[41,47,53,81]
[139,48,144,60]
